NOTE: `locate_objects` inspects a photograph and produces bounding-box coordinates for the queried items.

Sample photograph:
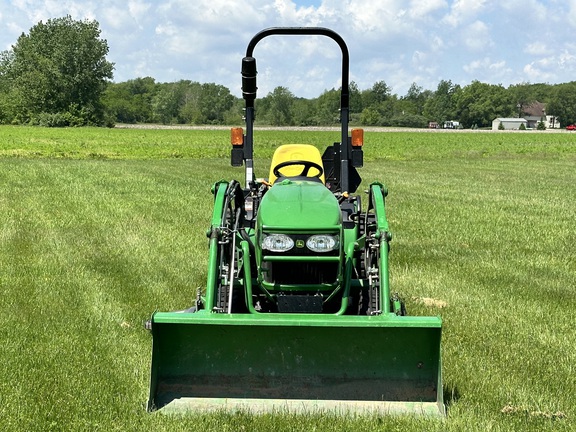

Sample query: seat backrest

[269,144,325,185]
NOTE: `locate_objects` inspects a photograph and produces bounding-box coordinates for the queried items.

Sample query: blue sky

[1,0,575,98]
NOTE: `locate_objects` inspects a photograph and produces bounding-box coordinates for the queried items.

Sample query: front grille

[262,261,338,285]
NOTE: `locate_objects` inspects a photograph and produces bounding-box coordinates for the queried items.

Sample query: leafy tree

[196,83,234,124]
[103,77,156,123]
[358,81,396,125]
[401,82,431,116]
[149,82,180,124]
[349,81,363,114]
[454,81,512,128]
[381,96,400,126]
[423,80,460,124]
[361,80,391,108]
[154,81,233,124]
[372,80,391,102]
[315,88,341,124]
[292,98,317,126]
[394,98,417,116]
[547,82,576,127]
[222,97,244,126]
[266,86,295,126]
[2,15,114,125]
[0,51,16,122]
[360,106,380,126]
[176,81,203,123]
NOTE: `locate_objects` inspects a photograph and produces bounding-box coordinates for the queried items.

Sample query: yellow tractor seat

[269,144,325,185]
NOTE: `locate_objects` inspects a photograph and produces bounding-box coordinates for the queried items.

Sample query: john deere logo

[296,239,305,248]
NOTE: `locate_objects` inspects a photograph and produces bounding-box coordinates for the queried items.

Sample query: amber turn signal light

[351,128,363,147]
[231,128,244,146]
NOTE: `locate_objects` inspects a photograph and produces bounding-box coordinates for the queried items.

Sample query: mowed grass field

[0,126,575,431]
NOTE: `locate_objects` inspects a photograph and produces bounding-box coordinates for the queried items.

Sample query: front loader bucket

[148,312,444,416]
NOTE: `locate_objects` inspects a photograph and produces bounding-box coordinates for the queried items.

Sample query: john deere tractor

[147,27,444,416]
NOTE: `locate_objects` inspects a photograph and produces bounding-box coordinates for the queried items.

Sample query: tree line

[101,77,576,129]
[2,16,576,128]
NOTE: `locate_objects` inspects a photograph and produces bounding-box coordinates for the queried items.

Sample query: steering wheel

[272,160,324,180]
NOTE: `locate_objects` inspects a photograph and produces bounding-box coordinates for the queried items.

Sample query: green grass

[0,126,575,431]
[1,125,575,160]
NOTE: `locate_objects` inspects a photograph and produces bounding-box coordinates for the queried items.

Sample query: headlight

[306,234,339,253]
[262,234,294,252]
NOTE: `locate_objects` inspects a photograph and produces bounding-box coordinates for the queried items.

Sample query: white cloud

[463,57,508,76]
[2,0,576,97]
[443,0,488,27]
[524,50,576,82]
[523,63,554,82]
[500,0,547,21]
[274,0,320,23]
[570,0,576,27]
[327,0,417,38]
[12,0,91,23]
[558,50,576,67]
[407,0,448,20]
[429,35,444,51]
[128,1,151,26]
[524,42,548,56]
[410,49,438,78]
[463,20,492,51]
[101,7,136,31]
[412,50,427,64]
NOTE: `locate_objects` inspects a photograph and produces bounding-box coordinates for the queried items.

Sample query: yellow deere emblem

[296,239,305,248]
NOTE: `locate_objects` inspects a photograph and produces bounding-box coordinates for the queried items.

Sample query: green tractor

[147,27,444,416]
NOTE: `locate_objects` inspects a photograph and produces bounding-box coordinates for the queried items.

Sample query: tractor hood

[258,180,341,230]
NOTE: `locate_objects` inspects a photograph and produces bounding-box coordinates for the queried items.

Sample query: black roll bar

[241,27,351,191]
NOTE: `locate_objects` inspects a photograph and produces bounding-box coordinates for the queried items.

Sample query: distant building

[492,101,560,130]
[520,101,560,129]
[492,118,528,130]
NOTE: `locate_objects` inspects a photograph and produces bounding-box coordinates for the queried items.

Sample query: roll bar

[239,27,352,191]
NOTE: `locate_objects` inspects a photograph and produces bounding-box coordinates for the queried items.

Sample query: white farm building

[492,118,528,130]
[492,101,561,130]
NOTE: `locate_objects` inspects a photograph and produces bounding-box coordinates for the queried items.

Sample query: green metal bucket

[148,312,444,416]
